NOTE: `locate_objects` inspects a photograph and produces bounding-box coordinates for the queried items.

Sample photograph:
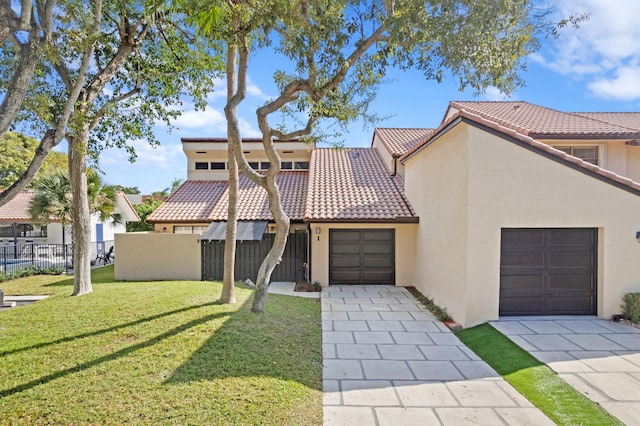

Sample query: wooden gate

[201,232,308,282]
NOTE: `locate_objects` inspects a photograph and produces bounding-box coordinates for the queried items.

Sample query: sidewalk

[491,316,640,425]
[322,285,553,425]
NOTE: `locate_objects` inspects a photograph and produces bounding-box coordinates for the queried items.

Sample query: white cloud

[483,86,513,101]
[100,139,184,167]
[174,106,226,131]
[588,67,640,100]
[239,118,262,137]
[540,0,640,100]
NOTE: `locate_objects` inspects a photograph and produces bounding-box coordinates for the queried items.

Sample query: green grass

[0,266,322,425]
[456,323,622,426]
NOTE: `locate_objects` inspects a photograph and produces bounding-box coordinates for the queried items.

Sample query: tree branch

[88,86,141,131]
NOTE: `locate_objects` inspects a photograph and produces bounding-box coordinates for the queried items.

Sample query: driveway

[322,285,554,425]
[491,316,640,425]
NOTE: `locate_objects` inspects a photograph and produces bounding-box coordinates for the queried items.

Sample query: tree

[187,0,584,313]
[127,197,163,232]
[3,1,222,296]
[112,185,141,195]
[0,132,67,189]
[29,169,120,253]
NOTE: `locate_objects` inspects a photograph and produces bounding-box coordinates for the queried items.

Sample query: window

[260,161,271,170]
[294,161,309,170]
[195,162,209,170]
[281,161,293,170]
[210,162,226,170]
[555,146,598,165]
[0,224,46,238]
[174,226,208,234]
[248,162,259,170]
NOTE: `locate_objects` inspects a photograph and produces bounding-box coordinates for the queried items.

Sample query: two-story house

[120,101,640,327]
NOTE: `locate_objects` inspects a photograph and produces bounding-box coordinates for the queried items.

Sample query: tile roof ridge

[449,100,539,136]
[569,111,640,134]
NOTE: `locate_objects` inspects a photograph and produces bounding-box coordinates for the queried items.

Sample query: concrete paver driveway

[322,285,554,426]
[491,316,640,425]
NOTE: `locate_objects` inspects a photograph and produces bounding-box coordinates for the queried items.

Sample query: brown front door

[329,229,395,285]
[500,228,597,316]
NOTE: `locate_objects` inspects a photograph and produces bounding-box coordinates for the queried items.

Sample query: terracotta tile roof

[572,112,640,132]
[402,105,640,194]
[374,128,435,157]
[208,172,308,221]
[147,172,308,223]
[305,148,418,222]
[448,101,640,139]
[0,191,36,222]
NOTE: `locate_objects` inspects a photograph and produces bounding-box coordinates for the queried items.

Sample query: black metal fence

[201,232,308,282]
[0,240,115,274]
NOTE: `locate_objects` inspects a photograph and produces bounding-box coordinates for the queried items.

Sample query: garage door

[329,229,395,285]
[500,228,597,316]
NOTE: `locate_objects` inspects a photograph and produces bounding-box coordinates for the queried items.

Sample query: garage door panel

[363,257,394,268]
[547,252,594,267]
[364,245,394,255]
[500,228,596,316]
[548,229,594,245]
[363,230,394,241]
[501,252,544,267]
[502,229,543,245]
[547,296,595,314]
[331,257,362,268]
[330,229,395,285]
[499,297,545,315]
[331,270,362,282]
[548,274,594,290]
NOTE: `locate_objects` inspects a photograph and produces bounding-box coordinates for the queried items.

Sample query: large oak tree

[1,1,222,295]
[186,0,584,313]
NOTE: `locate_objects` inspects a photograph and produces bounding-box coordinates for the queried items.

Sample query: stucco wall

[403,124,471,325]
[404,121,640,327]
[465,125,640,326]
[371,136,399,176]
[627,146,640,183]
[115,232,201,281]
[309,222,417,287]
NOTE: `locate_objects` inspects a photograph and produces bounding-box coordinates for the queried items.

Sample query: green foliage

[406,286,450,322]
[29,170,120,226]
[456,323,622,426]
[112,185,140,194]
[0,265,64,283]
[0,132,68,188]
[622,293,640,323]
[127,197,164,232]
[0,267,322,425]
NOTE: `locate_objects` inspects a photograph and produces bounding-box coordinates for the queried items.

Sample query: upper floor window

[554,146,599,165]
[174,226,208,234]
[260,161,271,170]
[210,162,226,170]
[195,162,209,170]
[281,161,293,170]
[248,161,259,170]
[295,161,309,170]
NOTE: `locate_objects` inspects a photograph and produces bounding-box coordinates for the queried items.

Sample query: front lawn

[0,267,322,425]
[456,323,622,426]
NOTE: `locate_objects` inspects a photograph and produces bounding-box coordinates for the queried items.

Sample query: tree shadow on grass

[165,295,322,390]
[0,309,232,399]
[0,301,219,358]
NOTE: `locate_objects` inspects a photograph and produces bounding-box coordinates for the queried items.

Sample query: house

[119,101,640,327]
[0,191,140,257]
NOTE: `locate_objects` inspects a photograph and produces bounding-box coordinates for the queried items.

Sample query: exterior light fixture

[315,227,321,234]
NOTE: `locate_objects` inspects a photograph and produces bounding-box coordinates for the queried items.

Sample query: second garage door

[500,228,597,316]
[329,229,395,285]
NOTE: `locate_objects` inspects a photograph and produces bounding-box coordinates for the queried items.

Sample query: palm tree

[30,170,122,246]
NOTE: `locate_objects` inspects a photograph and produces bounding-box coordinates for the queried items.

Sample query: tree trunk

[252,175,290,313]
[68,132,93,296]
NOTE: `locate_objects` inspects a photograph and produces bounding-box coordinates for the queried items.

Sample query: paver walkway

[322,285,553,425]
[491,316,640,425]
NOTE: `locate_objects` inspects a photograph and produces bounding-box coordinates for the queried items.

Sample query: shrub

[622,293,640,323]
[0,265,64,283]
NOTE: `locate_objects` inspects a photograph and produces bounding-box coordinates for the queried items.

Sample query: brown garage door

[329,229,395,285]
[500,228,597,316]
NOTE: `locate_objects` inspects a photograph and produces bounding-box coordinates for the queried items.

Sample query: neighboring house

[135,101,640,327]
[0,191,140,255]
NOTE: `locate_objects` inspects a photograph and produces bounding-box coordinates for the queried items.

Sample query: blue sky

[93,0,640,194]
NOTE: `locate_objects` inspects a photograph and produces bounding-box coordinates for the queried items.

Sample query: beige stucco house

[119,101,640,327]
